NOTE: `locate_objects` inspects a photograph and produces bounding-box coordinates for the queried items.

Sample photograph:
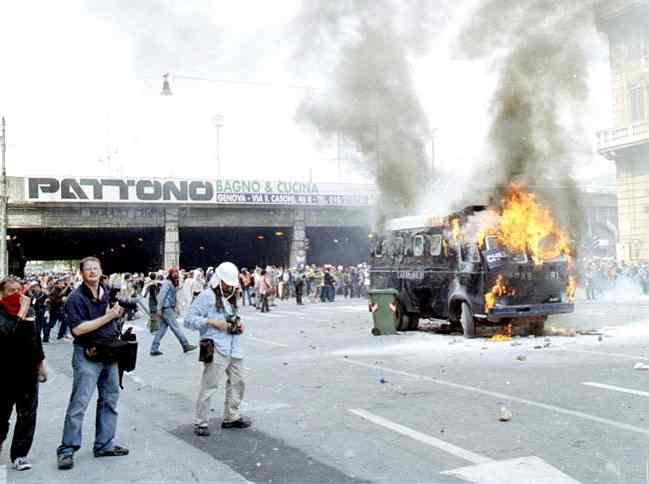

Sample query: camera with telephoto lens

[108,287,139,312]
[225,314,242,335]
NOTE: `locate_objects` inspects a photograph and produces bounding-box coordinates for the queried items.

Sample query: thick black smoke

[294,1,449,221]
[456,0,598,234]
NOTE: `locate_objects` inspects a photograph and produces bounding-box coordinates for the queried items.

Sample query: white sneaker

[13,457,32,471]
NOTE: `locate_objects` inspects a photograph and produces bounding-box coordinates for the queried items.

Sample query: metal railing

[597,0,649,20]
[597,120,649,152]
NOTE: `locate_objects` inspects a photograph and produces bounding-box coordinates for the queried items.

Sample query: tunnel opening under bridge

[9,227,164,276]
[180,227,293,270]
[305,226,370,267]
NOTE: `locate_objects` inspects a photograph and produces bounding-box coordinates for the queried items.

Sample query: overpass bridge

[6,176,376,274]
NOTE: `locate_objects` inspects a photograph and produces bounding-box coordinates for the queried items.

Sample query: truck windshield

[484,236,528,264]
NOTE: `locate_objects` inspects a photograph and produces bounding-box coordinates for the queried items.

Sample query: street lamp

[212,115,224,180]
[161,73,172,96]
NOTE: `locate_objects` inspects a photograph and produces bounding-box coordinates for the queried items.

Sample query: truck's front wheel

[460,302,476,338]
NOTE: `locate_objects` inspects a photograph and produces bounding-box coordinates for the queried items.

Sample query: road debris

[499,406,512,421]
[516,355,527,362]
[379,377,387,384]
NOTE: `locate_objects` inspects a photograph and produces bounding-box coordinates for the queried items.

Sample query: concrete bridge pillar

[164,208,180,269]
[289,209,306,268]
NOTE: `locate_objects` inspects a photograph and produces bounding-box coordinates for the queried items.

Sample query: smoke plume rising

[456,0,599,236]
[294,1,449,222]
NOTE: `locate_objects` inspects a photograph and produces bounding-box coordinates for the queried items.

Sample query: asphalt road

[3,294,649,483]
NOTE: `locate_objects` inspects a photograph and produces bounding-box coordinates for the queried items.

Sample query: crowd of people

[0,258,370,472]
[580,258,649,300]
[0,263,369,346]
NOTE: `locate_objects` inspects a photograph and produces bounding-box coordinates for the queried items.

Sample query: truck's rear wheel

[460,302,476,338]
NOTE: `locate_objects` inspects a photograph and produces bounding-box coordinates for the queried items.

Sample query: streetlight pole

[0,117,7,277]
[212,115,224,180]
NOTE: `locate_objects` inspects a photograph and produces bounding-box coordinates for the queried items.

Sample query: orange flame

[490,323,512,341]
[566,276,577,303]
[451,218,462,241]
[478,184,573,267]
[484,274,515,312]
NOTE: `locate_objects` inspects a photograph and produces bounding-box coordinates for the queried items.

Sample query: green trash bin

[368,288,399,335]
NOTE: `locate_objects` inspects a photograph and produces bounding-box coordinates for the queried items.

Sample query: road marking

[0,465,5,484]
[341,358,649,437]
[442,456,581,483]
[337,306,367,312]
[582,382,649,398]
[265,310,301,316]
[245,312,283,319]
[350,410,581,483]
[247,336,289,348]
[549,348,649,361]
[349,409,492,465]
[241,401,291,413]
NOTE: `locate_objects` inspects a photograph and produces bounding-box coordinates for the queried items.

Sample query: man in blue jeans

[57,257,129,470]
[150,268,196,357]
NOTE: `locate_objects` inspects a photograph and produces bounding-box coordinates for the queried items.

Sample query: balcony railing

[597,121,649,155]
[597,0,649,20]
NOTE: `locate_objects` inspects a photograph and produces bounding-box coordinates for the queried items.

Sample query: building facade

[597,0,649,261]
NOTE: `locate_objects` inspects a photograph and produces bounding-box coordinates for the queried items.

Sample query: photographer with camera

[56,257,129,470]
[185,262,251,436]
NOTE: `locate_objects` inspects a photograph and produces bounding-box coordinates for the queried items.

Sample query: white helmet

[210,261,240,288]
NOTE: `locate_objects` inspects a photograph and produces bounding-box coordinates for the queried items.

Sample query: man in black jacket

[56,257,128,470]
[0,277,48,471]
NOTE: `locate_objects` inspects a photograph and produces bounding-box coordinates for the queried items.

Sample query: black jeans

[49,308,67,339]
[261,294,270,312]
[0,375,39,461]
[35,310,49,342]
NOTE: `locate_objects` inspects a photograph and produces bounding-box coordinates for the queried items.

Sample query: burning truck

[369,185,576,337]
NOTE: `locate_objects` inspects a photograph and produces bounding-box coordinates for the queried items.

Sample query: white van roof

[383,215,447,232]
